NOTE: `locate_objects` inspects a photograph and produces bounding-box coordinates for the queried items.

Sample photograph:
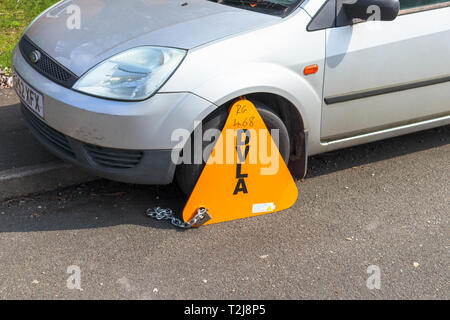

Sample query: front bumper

[21,104,176,184]
[12,44,218,184]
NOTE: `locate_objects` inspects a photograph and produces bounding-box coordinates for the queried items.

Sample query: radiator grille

[19,36,78,88]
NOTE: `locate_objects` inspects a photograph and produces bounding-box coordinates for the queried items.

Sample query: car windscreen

[208,0,303,17]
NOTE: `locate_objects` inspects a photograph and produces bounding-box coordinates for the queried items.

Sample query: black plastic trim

[307,0,336,32]
[324,75,450,105]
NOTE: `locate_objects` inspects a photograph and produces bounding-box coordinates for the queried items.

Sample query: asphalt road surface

[0,125,449,300]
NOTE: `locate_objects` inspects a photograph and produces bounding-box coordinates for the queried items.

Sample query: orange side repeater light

[304,64,319,75]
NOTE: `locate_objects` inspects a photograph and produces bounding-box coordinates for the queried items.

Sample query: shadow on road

[0,101,58,170]
[0,124,448,233]
[0,180,188,232]
[307,125,449,178]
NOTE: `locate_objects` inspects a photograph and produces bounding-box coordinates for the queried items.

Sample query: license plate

[14,72,44,119]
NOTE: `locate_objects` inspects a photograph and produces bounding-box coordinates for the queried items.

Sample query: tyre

[175,101,290,196]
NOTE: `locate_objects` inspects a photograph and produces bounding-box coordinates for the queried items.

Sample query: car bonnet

[24,0,280,77]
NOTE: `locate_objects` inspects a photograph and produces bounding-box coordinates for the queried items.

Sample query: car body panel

[321,6,450,140]
[161,8,327,155]
[301,0,325,17]
[25,0,279,76]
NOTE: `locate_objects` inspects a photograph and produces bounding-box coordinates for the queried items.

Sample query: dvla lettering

[184,304,219,317]
[234,129,251,195]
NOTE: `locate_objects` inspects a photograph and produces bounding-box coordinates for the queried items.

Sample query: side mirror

[343,0,400,22]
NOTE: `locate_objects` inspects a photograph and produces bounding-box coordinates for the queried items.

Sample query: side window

[400,0,450,10]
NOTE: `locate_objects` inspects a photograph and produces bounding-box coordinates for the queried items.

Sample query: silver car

[12,0,450,195]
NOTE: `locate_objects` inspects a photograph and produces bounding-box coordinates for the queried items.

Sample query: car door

[321,0,450,141]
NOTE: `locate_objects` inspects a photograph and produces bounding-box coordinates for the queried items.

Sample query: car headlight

[73,46,186,101]
[23,0,64,36]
